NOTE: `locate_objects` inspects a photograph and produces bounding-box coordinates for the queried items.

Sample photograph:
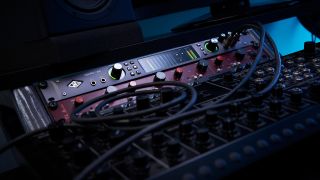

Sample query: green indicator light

[190,50,198,59]
[187,51,194,60]
[204,42,211,52]
[204,41,219,53]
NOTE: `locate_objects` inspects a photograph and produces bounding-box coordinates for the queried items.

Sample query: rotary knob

[109,63,124,80]
[269,99,282,114]
[197,60,209,73]
[174,68,183,80]
[154,72,166,82]
[309,80,320,100]
[205,38,219,52]
[290,88,303,105]
[246,107,261,128]
[235,50,245,61]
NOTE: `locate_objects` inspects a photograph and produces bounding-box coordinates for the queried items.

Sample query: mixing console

[4,26,320,180]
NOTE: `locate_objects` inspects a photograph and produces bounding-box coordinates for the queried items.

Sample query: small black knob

[255,70,265,78]
[222,117,237,138]
[254,78,266,91]
[131,152,150,178]
[304,41,316,58]
[269,99,282,114]
[246,107,261,128]
[251,93,264,107]
[197,60,209,73]
[205,110,220,127]
[290,88,303,105]
[228,102,242,117]
[154,72,166,82]
[235,50,245,61]
[136,95,150,110]
[110,63,124,80]
[309,80,320,100]
[196,128,212,152]
[218,33,227,43]
[205,38,219,52]
[166,140,183,165]
[272,84,284,99]
[48,100,58,110]
[179,120,195,141]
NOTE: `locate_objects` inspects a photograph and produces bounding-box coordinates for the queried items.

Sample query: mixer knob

[269,99,282,115]
[228,102,242,117]
[179,120,195,141]
[255,70,265,78]
[251,93,264,107]
[74,96,84,106]
[136,95,150,110]
[154,72,166,82]
[132,152,150,178]
[174,68,183,80]
[128,81,137,88]
[105,86,118,94]
[304,41,316,58]
[214,56,224,66]
[197,60,209,73]
[222,117,237,138]
[205,38,219,52]
[246,107,261,128]
[205,110,220,127]
[272,84,284,99]
[196,128,212,152]
[235,50,246,61]
[254,78,266,91]
[309,80,320,101]
[290,88,303,105]
[166,140,183,165]
[109,63,124,80]
[218,33,227,43]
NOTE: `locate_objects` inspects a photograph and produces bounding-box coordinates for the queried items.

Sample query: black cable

[74,28,282,180]
[0,124,84,155]
[93,90,187,122]
[95,89,161,117]
[214,23,266,104]
[71,81,197,124]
